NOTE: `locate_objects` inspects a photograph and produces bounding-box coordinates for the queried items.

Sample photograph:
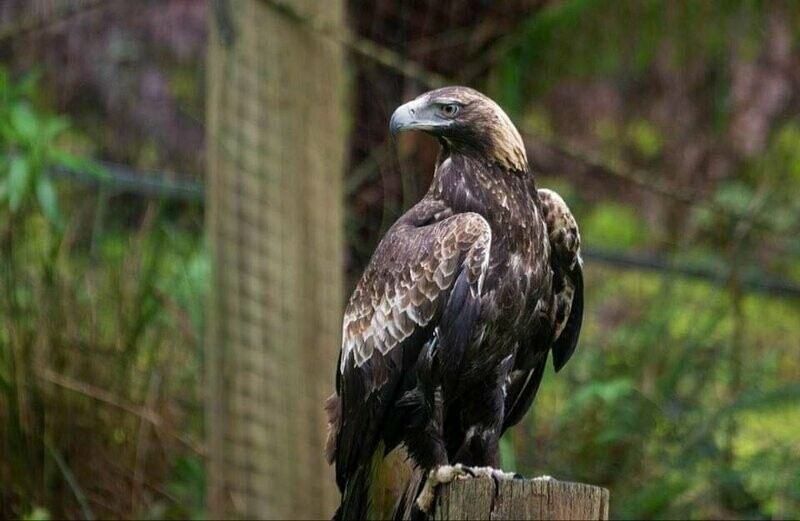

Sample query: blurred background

[1,0,799,519]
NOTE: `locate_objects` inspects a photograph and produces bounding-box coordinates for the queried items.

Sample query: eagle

[325,86,583,520]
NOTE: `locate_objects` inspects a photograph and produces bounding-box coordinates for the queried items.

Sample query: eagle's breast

[433,155,553,368]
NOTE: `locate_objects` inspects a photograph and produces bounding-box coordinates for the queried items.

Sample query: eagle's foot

[464,466,520,481]
[416,464,473,513]
[416,465,522,513]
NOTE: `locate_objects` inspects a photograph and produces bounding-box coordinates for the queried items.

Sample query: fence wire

[48,163,800,300]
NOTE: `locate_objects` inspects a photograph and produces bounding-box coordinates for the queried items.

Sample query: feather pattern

[537,188,583,371]
[502,188,583,431]
[340,211,491,376]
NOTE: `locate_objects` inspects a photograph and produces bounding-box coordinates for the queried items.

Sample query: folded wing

[328,210,492,515]
[502,188,583,431]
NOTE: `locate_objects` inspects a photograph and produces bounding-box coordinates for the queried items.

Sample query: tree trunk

[431,478,609,520]
[205,0,346,518]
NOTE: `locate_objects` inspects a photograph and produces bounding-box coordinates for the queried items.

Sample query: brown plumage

[327,86,583,520]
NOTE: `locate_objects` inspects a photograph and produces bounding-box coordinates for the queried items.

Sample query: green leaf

[48,148,86,171]
[35,176,61,226]
[42,116,70,142]
[49,149,109,181]
[10,103,39,142]
[0,118,16,142]
[628,119,664,159]
[7,156,30,212]
[714,181,753,214]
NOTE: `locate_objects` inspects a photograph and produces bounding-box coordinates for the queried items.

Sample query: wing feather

[339,212,491,375]
[502,188,583,432]
[537,188,584,371]
[330,209,492,493]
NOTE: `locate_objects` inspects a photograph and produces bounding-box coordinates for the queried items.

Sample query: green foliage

[490,4,800,512]
[626,120,664,161]
[0,67,106,230]
[491,0,770,106]
[488,5,800,513]
[0,67,207,519]
[582,202,648,248]
[509,267,800,519]
[142,455,206,520]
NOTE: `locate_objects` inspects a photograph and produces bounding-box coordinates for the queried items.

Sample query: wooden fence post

[206,0,345,518]
[432,478,609,520]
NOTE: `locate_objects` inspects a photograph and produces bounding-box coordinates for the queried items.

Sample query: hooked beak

[389,98,426,138]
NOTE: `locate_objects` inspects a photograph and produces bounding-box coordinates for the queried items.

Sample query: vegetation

[1,0,799,519]
[0,67,206,519]
[488,2,800,518]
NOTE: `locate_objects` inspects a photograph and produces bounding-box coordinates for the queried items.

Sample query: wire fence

[47,152,800,300]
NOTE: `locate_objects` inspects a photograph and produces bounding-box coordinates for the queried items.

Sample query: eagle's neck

[431,152,540,244]
[436,128,529,174]
[481,106,529,172]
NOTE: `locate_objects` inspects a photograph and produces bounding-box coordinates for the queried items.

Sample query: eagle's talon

[466,466,518,481]
[492,468,518,481]
[416,464,522,512]
[453,463,475,478]
[416,464,473,513]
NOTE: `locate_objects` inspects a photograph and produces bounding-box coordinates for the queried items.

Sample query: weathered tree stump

[431,477,609,520]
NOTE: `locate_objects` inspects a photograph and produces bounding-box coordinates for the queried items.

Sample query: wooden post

[431,478,609,520]
[206,0,345,518]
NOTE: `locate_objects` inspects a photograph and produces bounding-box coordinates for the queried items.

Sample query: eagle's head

[390,86,528,172]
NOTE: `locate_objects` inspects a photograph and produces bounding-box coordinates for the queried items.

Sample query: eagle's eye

[439,103,459,118]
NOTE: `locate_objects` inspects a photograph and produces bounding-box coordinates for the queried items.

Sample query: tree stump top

[431,477,609,520]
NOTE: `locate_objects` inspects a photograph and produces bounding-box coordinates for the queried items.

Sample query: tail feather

[336,443,422,520]
[336,465,369,520]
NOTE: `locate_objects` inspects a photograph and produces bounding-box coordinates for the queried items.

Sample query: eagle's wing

[328,208,491,497]
[538,188,583,371]
[502,188,583,430]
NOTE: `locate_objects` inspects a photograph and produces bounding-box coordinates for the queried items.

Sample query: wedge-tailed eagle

[325,86,583,520]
